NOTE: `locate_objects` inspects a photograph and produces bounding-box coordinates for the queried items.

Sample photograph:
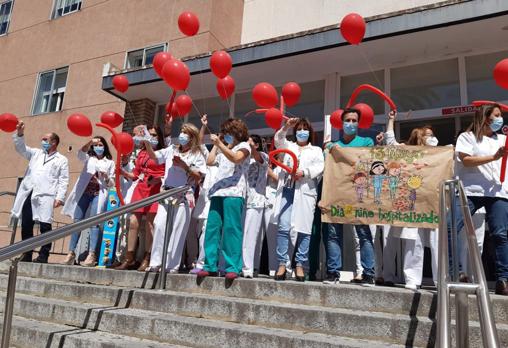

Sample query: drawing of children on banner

[387,161,402,200]
[369,161,387,205]
[352,172,368,203]
[407,175,423,211]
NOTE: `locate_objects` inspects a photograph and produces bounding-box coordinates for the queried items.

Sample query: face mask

[296,130,310,142]
[425,136,439,147]
[343,122,358,136]
[94,146,105,156]
[490,116,503,132]
[224,134,234,145]
[41,140,51,153]
[178,133,190,146]
[149,137,159,147]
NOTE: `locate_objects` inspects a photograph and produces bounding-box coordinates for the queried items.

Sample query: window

[340,71,385,114]
[125,44,166,69]
[0,0,13,36]
[52,0,82,19]
[466,51,508,103]
[391,59,461,112]
[32,67,68,115]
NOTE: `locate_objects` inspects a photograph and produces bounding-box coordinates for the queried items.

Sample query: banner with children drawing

[320,146,454,228]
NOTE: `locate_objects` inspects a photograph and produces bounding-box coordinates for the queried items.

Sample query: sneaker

[405,283,419,291]
[225,272,239,280]
[359,275,375,287]
[495,280,508,296]
[323,274,340,285]
[81,252,97,267]
[61,252,76,265]
[146,266,161,273]
[375,277,384,286]
[242,271,254,279]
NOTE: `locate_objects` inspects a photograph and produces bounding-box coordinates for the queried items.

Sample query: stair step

[1,314,185,348]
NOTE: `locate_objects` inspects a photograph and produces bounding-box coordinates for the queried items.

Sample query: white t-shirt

[155,145,206,189]
[455,131,508,198]
[208,142,251,198]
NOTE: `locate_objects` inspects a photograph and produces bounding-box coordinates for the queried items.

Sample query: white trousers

[150,202,191,271]
[242,207,264,275]
[458,212,485,275]
[195,218,207,269]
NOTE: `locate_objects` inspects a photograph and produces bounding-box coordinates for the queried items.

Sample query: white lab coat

[62,150,115,219]
[271,128,325,235]
[11,134,69,224]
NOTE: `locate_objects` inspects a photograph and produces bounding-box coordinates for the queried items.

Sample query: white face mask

[425,136,439,147]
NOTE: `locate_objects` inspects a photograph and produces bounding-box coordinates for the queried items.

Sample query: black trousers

[21,192,52,261]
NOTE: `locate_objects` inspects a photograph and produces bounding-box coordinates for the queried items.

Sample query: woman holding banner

[454,103,508,295]
[272,118,324,281]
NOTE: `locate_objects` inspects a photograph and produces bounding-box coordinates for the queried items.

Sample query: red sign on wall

[442,105,478,115]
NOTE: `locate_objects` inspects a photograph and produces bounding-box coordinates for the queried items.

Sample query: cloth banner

[320,145,454,228]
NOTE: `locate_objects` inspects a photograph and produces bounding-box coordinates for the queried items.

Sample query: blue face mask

[133,136,143,147]
[490,116,504,132]
[224,134,234,145]
[149,137,159,148]
[343,122,358,136]
[41,140,51,153]
[94,146,105,156]
[296,130,310,142]
[178,133,190,146]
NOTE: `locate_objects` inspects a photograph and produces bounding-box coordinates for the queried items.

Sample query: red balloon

[269,149,298,175]
[178,11,200,36]
[153,52,173,77]
[112,75,129,93]
[100,111,123,128]
[67,113,92,137]
[265,108,283,130]
[494,59,508,90]
[282,82,301,107]
[354,103,374,129]
[340,13,366,45]
[0,113,18,132]
[115,132,134,155]
[174,95,193,117]
[330,109,343,130]
[162,59,190,91]
[252,82,278,108]
[216,76,235,100]
[210,51,232,79]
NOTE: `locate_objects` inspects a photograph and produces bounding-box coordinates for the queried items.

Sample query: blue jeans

[449,196,508,281]
[276,187,311,269]
[69,192,102,253]
[324,223,375,278]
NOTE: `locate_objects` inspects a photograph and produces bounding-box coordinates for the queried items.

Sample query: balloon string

[358,45,384,90]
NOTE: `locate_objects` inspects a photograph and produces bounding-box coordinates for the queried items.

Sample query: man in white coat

[11,121,69,263]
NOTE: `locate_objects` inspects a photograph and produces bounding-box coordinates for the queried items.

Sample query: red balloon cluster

[100,111,124,128]
[340,13,366,45]
[210,51,235,100]
[494,58,508,90]
[153,52,173,77]
[162,59,190,91]
[112,75,129,93]
[252,82,278,108]
[67,113,93,137]
[178,11,200,36]
[0,113,18,133]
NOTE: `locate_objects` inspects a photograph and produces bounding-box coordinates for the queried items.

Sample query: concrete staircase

[0,263,507,347]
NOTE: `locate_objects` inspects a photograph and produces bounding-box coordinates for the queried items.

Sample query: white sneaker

[242,271,254,278]
[405,283,419,291]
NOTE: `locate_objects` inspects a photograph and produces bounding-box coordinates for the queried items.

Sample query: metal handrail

[437,179,499,348]
[0,185,189,348]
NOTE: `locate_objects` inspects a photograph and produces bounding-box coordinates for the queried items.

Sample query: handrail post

[158,198,175,290]
[457,182,500,348]
[455,291,469,347]
[1,257,19,348]
[9,218,18,246]
[437,181,452,348]
[449,181,459,281]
